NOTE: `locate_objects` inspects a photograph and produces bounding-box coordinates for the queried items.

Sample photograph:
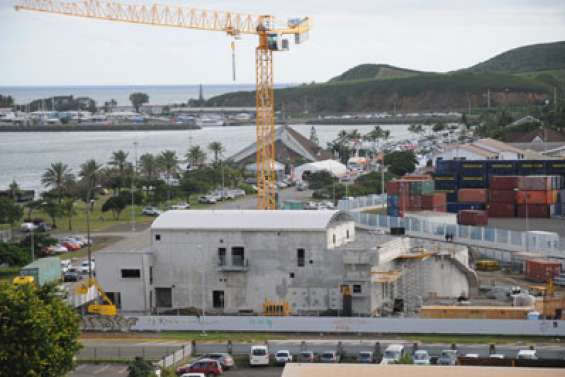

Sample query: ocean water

[0,124,412,193]
[0,84,282,106]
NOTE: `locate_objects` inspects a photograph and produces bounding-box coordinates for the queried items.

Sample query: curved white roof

[152,210,352,231]
[295,159,347,181]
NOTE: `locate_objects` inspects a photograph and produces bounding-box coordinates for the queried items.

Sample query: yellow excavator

[76,278,117,316]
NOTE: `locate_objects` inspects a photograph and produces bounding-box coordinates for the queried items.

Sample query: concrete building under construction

[97,210,477,315]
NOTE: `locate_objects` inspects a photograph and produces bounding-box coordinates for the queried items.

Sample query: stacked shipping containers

[386,178,436,217]
[435,159,565,218]
[524,258,561,282]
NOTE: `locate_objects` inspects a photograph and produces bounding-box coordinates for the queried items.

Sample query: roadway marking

[93,365,110,375]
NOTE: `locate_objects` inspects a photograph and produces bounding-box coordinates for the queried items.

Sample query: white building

[97,210,476,316]
[434,138,527,162]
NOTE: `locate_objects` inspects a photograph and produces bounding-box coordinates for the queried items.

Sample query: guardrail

[338,195,565,258]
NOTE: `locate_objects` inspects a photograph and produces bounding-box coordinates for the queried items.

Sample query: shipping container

[421,192,447,211]
[546,161,565,176]
[408,180,434,195]
[407,195,422,211]
[489,190,516,204]
[488,203,515,217]
[460,161,487,175]
[556,202,562,216]
[515,190,557,205]
[525,258,561,282]
[435,189,458,202]
[19,257,61,286]
[458,188,488,203]
[435,159,461,174]
[434,174,459,190]
[457,210,488,226]
[518,176,553,191]
[487,160,517,176]
[459,175,487,188]
[490,176,520,190]
[447,202,486,213]
[516,160,546,175]
[402,174,432,181]
[517,204,550,218]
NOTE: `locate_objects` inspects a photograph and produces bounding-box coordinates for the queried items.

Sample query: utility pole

[555,87,558,113]
[487,88,491,109]
[131,141,138,232]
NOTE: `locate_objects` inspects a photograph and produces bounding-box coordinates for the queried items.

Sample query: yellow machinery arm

[76,277,117,316]
[16,0,311,209]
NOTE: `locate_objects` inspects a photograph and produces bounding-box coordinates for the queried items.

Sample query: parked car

[380,344,405,365]
[303,201,318,210]
[489,354,505,359]
[413,350,431,365]
[63,271,80,282]
[437,350,458,365]
[297,351,316,363]
[198,353,234,370]
[357,351,375,363]
[177,359,222,376]
[20,222,37,232]
[70,234,91,246]
[274,350,293,365]
[320,351,340,363]
[79,260,95,274]
[276,181,288,189]
[169,202,191,210]
[60,259,72,273]
[142,207,161,216]
[180,374,205,377]
[249,345,270,366]
[229,189,246,198]
[296,183,308,191]
[464,353,480,358]
[516,350,537,360]
[199,196,217,204]
[60,240,81,251]
[47,244,69,254]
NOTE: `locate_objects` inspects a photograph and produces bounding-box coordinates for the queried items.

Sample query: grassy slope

[329,64,425,82]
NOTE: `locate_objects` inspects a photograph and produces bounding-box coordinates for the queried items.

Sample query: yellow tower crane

[15,0,311,209]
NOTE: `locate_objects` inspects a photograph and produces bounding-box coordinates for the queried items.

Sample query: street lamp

[514,188,529,252]
[132,141,138,232]
[86,199,95,280]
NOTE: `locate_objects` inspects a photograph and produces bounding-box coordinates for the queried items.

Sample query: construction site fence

[338,195,565,258]
[77,343,191,368]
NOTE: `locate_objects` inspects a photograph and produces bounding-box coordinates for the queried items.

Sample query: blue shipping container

[487,160,517,176]
[546,161,565,176]
[516,160,546,175]
[446,202,486,213]
[459,175,487,188]
[436,160,461,174]
[434,174,459,190]
[460,161,487,175]
[436,189,458,202]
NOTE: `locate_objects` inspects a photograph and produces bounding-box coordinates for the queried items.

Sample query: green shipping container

[409,180,435,195]
[282,200,304,210]
[20,256,62,286]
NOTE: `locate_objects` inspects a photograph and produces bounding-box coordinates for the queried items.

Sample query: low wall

[124,315,565,336]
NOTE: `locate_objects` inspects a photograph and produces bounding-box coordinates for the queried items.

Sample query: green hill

[329,64,424,82]
[206,41,564,113]
[468,41,565,74]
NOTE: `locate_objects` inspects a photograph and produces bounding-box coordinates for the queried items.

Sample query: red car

[61,241,81,251]
[176,359,222,376]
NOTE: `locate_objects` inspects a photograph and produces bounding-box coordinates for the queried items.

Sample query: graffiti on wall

[81,315,139,332]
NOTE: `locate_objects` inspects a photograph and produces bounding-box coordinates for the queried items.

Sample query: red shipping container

[515,191,555,205]
[525,258,561,282]
[407,195,422,211]
[457,210,488,226]
[489,190,516,203]
[421,192,447,211]
[490,176,520,190]
[516,204,550,218]
[458,188,488,203]
[402,174,432,181]
[488,203,515,217]
[386,180,411,196]
[518,176,551,191]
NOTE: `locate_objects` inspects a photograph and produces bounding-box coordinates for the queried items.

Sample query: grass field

[361,207,386,215]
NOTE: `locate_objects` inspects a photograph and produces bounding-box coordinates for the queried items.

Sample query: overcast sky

[1,0,564,86]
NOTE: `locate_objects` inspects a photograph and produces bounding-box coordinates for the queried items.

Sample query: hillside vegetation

[206,40,565,113]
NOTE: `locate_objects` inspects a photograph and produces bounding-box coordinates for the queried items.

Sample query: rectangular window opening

[218,248,226,266]
[297,248,305,267]
[155,287,172,308]
[353,284,362,294]
[231,247,245,266]
[121,269,141,279]
[213,290,225,309]
[155,234,161,241]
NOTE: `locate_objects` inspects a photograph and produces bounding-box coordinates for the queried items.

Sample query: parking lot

[71,364,283,377]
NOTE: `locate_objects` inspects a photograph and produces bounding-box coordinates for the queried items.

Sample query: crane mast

[15,0,310,209]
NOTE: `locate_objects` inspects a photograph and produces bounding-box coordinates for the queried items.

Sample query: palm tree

[108,150,130,194]
[8,180,20,201]
[41,162,75,203]
[207,142,224,165]
[139,153,158,181]
[157,150,179,201]
[61,197,77,231]
[408,124,424,136]
[79,159,102,201]
[185,146,207,169]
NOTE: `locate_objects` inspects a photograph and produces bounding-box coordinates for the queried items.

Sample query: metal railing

[338,195,564,258]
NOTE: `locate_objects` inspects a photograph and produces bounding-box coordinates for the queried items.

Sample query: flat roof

[282,364,564,377]
[151,210,353,231]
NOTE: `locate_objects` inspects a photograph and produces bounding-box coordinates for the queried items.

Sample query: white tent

[294,159,347,182]
[245,159,286,175]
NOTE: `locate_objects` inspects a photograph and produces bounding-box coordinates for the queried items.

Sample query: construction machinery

[15,0,311,209]
[76,277,117,316]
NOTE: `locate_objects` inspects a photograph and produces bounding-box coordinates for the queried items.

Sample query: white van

[380,344,405,364]
[249,345,270,366]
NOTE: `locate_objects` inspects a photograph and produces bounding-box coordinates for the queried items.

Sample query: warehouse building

[97,210,476,315]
